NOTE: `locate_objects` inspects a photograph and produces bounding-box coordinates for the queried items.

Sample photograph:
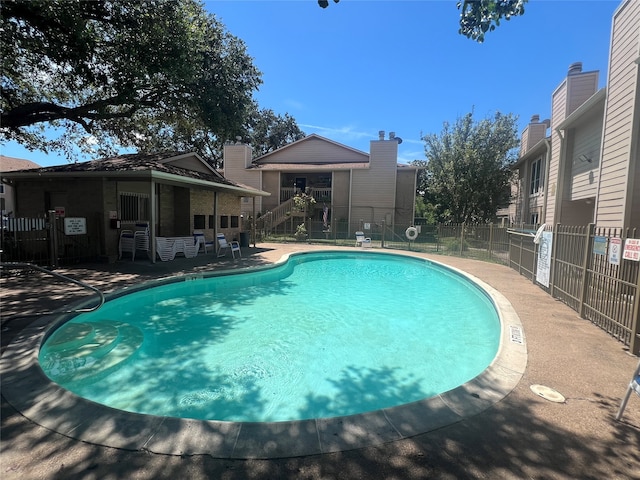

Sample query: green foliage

[319,1,528,42]
[294,223,308,240]
[243,106,306,158]
[440,236,470,253]
[1,0,262,161]
[414,196,437,225]
[412,111,518,224]
[457,0,528,42]
[293,190,317,213]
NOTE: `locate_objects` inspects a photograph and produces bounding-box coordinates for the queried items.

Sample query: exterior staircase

[255,197,297,237]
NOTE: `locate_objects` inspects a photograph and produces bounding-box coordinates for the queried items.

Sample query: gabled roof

[513,137,550,169]
[557,88,606,130]
[1,152,269,197]
[248,162,370,171]
[0,155,41,172]
[253,133,369,164]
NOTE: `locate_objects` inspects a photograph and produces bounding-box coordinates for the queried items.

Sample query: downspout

[554,127,566,224]
[542,138,552,223]
[252,196,256,247]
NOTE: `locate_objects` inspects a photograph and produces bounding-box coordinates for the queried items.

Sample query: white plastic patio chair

[217,233,241,259]
[355,231,372,248]
[615,359,640,421]
[193,230,214,254]
[118,223,150,261]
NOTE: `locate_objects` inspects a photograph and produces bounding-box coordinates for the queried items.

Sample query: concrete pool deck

[1,243,639,479]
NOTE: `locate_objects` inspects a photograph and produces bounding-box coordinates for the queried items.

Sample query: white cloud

[299,124,375,141]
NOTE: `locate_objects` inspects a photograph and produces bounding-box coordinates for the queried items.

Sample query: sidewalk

[1,244,639,479]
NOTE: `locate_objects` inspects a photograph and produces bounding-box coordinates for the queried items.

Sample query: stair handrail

[256,197,297,235]
[1,262,105,322]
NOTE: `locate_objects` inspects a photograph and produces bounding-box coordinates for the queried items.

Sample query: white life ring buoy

[405,226,418,241]
[533,224,547,245]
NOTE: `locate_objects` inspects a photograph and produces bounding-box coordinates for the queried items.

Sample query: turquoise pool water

[39,251,500,422]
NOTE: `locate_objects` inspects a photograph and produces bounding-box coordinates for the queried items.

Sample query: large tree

[318,0,528,43]
[129,102,306,168]
[412,111,519,224]
[457,0,527,42]
[243,106,306,158]
[1,0,262,161]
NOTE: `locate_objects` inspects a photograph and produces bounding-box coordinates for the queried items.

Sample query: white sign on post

[622,238,640,261]
[64,217,87,235]
[536,231,553,288]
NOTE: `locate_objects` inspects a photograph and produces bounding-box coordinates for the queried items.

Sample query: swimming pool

[39,251,500,423]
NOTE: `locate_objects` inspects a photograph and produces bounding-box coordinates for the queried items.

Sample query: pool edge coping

[0,249,527,459]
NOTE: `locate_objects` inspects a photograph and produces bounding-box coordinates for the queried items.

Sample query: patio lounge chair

[615,359,640,421]
[355,231,372,248]
[193,230,214,254]
[217,233,241,259]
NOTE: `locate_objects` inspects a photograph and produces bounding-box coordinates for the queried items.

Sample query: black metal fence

[0,212,101,266]
[508,224,639,355]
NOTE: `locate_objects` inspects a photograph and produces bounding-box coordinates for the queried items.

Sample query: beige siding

[395,169,416,227]
[547,80,568,225]
[261,172,280,213]
[630,138,640,228]
[596,0,640,228]
[260,137,367,164]
[521,123,547,156]
[520,132,529,157]
[223,144,263,217]
[165,155,214,175]
[332,171,350,207]
[567,72,599,114]
[350,140,397,224]
[570,112,603,200]
[223,144,260,189]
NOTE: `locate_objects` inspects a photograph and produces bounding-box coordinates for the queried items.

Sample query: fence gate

[0,212,100,266]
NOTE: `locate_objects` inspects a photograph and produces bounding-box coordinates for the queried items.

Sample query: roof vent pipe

[568,62,583,75]
[530,114,540,123]
[378,130,385,140]
[389,132,396,140]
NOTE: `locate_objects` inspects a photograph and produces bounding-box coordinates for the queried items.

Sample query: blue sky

[1,0,621,166]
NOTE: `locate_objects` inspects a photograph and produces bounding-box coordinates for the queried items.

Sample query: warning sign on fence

[609,237,621,265]
[63,217,87,235]
[623,238,640,262]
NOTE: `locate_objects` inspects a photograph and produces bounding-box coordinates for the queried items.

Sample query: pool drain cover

[530,384,565,403]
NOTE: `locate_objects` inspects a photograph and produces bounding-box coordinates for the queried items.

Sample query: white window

[530,158,544,195]
[530,212,539,225]
[119,192,149,222]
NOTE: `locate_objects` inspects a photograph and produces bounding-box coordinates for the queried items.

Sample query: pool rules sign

[63,217,87,235]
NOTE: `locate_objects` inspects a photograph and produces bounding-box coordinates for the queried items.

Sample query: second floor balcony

[280,187,332,204]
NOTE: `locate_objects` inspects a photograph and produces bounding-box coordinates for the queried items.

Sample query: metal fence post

[532,237,537,285]
[48,210,58,268]
[549,224,560,297]
[381,219,385,248]
[488,223,493,261]
[578,223,595,317]
[460,223,465,257]
[629,265,640,355]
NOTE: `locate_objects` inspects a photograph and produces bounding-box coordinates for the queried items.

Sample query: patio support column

[214,191,219,254]
[150,179,157,263]
[252,196,256,247]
